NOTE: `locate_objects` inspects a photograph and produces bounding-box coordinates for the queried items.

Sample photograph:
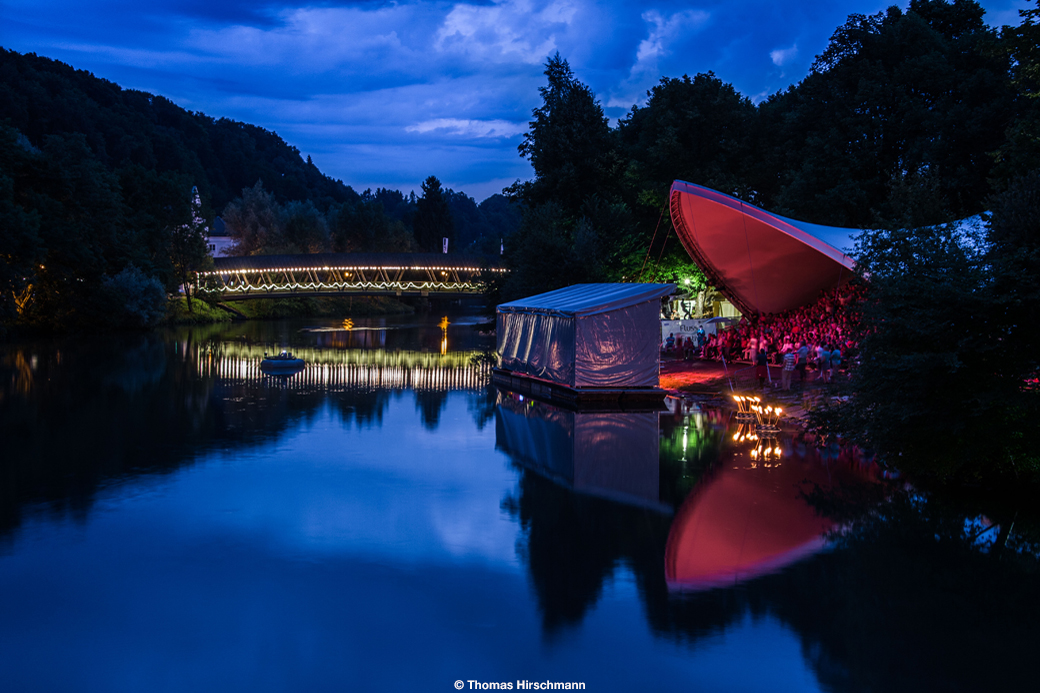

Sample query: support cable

[638,197,669,282]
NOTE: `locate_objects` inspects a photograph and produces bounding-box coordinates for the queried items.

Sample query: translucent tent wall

[497,283,675,389]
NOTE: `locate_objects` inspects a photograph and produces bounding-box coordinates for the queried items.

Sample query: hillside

[0,49,359,213]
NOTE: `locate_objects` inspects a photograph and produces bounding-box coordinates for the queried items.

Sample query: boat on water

[260,350,305,375]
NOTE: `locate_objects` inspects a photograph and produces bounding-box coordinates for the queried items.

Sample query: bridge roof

[208,252,504,274]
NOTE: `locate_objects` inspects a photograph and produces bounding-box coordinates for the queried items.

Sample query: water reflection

[495,392,664,511]
[2,322,1039,692]
[664,442,872,591]
[0,323,494,544]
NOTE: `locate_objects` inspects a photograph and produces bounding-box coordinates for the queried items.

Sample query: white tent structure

[497,283,675,390]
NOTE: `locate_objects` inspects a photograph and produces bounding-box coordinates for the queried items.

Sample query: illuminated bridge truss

[193,252,506,301]
[193,345,491,392]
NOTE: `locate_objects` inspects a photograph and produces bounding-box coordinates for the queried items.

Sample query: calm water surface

[1,313,1037,692]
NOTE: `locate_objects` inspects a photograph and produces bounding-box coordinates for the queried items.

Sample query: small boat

[260,350,305,375]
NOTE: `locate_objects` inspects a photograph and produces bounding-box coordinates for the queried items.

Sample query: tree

[413,176,453,253]
[170,186,210,312]
[618,73,758,200]
[0,126,44,331]
[502,203,589,300]
[820,218,1039,483]
[222,181,284,256]
[986,171,1040,387]
[993,0,1040,182]
[514,54,613,216]
[282,199,330,253]
[760,0,1016,227]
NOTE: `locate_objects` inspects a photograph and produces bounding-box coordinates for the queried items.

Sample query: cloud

[606,7,709,109]
[770,44,797,67]
[435,0,578,64]
[633,9,710,74]
[405,118,527,138]
[186,5,414,70]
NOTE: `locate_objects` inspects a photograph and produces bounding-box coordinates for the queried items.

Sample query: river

[1,312,1037,692]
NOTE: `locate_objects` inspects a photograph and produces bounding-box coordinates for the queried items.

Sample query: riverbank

[164,295,415,325]
[661,355,817,418]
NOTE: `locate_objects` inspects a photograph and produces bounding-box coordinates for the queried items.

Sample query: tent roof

[669,181,860,315]
[497,283,675,317]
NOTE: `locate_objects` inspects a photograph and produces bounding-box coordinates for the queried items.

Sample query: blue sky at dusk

[1,0,1031,201]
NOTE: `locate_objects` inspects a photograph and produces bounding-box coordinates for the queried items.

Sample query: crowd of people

[663,282,866,389]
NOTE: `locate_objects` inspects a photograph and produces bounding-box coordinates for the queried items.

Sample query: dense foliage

[0,49,358,213]
[798,4,1040,485]
[0,49,519,333]
[504,0,1039,302]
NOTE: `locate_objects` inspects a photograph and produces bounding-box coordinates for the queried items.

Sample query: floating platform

[492,368,666,410]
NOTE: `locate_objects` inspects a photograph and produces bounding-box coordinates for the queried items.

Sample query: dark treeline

[503,0,1040,300]
[0,48,519,334]
[220,176,518,257]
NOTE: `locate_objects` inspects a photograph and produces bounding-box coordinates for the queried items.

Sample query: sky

[1,0,1032,202]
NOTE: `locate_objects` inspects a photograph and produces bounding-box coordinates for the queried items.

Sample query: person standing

[756,348,769,388]
[781,349,795,391]
[796,342,809,385]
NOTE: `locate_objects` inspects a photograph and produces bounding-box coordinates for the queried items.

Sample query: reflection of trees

[414,389,449,430]
[329,389,396,429]
[0,326,493,542]
[0,333,217,540]
[467,383,498,431]
[657,406,728,508]
[511,451,1040,690]
[503,468,673,634]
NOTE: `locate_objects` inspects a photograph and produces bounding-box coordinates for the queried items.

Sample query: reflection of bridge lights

[198,349,489,392]
[196,265,509,277]
[439,316,450,355]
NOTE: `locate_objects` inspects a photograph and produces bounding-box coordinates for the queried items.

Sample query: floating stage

[496,282,675,410]
[492,368,666,410]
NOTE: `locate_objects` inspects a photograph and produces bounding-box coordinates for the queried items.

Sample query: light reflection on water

[0,316,1036,692]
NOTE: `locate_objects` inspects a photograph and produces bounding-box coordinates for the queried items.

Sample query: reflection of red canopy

[665,454,851,591]
[669,181,859,315]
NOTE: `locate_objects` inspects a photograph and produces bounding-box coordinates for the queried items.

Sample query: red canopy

[669,181,859,315]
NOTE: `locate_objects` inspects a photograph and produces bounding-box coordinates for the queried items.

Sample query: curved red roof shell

[669,181,859,315]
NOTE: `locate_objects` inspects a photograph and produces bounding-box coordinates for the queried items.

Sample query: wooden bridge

[192,252,506,301]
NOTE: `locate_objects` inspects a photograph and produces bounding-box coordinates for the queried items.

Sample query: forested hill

[0,48,520,335]
[0,48,358,212]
